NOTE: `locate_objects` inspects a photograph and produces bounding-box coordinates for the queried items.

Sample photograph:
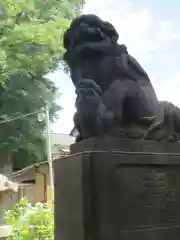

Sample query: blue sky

[50,0,180,134]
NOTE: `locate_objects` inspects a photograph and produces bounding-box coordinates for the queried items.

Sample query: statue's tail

[160,101,180,134]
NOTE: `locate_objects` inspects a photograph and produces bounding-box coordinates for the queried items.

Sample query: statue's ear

[102,21,119,43]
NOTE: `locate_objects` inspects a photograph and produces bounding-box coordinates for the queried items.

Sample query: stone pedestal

[55,137,180,240]
[0,175,18,239]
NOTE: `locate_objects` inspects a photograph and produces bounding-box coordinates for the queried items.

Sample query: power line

[4,104,54,201]
[0,110,43,125]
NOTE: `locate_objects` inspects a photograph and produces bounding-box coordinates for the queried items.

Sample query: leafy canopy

[0,0,83,168]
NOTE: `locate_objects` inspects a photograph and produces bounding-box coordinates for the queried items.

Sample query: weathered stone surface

[70,136,180,154]
[55,138,180,240]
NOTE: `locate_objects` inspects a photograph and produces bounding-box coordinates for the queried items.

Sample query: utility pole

[45,103,54,202]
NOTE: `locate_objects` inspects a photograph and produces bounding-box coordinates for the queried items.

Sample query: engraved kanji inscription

[140,170,179,225]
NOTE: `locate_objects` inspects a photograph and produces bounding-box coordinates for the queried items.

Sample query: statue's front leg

[75,79,104,140]
[102,78,128,124]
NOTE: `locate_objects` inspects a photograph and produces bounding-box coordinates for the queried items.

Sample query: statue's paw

[76,79,103,96]
[143,121,162,139]
[144,121,175,142]
[140,116,156,123]
[78,79,101,90]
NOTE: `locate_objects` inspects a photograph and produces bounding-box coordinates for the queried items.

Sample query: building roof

[8,156,68,181]
[51,133,75,147]
[7,133,75,181]
[7,160,49,180]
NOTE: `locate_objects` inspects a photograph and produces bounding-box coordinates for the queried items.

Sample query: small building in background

[51,133,75,159]
[3,133,75,204]
[9,160,53,204]
[0,174,18,238]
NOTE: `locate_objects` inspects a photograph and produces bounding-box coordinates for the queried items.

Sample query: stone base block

[55,138,180,240]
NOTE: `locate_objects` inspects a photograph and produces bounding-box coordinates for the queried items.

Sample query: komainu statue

[63,14,180,143]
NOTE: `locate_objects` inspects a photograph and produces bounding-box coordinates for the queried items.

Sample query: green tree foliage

[0,0,83,168]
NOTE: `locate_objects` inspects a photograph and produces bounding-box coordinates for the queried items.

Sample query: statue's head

[63,14,119,50]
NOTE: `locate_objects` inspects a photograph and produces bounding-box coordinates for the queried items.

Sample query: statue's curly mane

[63,14,119,50]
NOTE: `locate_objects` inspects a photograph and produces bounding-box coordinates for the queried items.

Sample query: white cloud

[84,0,178,63]
[52,0,180,133]
[154,73,180,105]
